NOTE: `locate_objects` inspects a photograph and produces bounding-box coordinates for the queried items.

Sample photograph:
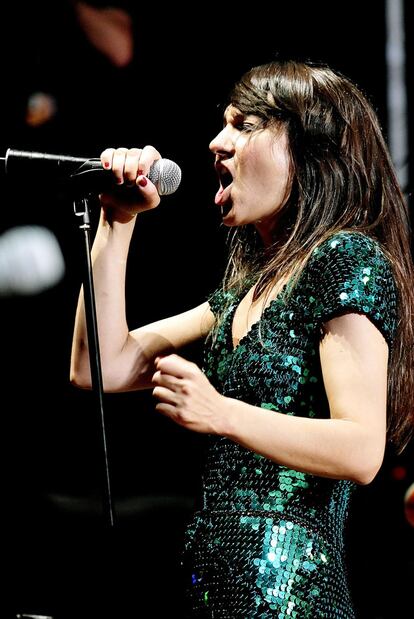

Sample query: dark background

[0,1,412,617]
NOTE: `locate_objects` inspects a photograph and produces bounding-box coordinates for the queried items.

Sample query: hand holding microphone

[99,145,174,219]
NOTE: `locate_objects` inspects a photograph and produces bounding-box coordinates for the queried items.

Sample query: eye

[235,120,257,132]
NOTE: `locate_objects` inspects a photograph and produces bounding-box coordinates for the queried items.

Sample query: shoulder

[307,231,395,287]
[311,231,390,265]
[304,231,398,345]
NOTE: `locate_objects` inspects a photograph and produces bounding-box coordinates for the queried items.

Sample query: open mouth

[220,168,233,190]
[214,164,233,215]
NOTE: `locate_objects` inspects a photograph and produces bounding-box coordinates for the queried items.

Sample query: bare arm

[153,313,388,484]
[70,146,215,392]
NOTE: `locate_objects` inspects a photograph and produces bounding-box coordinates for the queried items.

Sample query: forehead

[223,104,260,123]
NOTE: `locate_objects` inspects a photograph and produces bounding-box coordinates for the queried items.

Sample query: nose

[209,125,236,156]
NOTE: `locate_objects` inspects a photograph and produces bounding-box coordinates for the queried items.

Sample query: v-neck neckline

[228,283,289,354]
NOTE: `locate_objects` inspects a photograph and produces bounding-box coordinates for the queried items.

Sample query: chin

[222,215,236,227]
[223,206,243,226]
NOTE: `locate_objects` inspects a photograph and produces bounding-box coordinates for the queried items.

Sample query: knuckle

[143,144,160,156]
[176,411,186,424]
[181,381,191,396]
[100,147,114,158]
[188,364,198,377]
[149,197,161,209]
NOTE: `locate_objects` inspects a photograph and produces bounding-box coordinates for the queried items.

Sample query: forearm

[222,397,384,484]
[152,353,384,484]
[70,209,136,387]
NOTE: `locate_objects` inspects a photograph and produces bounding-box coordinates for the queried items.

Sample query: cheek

[253,161,288,196]
[275,165,290,195]
[237,137,290,197]
[267,150,291,197]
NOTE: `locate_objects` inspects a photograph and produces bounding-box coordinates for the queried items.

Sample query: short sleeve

[306,232,398,346]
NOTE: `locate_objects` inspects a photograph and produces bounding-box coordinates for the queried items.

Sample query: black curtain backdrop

[0,1,412,617]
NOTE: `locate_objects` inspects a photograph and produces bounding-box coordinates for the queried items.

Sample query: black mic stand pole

[73,195,115,528]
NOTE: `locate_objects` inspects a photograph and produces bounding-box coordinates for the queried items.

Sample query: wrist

[217,395,243,439]
[102,206,138,226]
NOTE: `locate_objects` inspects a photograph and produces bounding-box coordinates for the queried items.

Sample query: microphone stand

[1,152,116,526]
[1,149,180,530]
[73,195,115,528]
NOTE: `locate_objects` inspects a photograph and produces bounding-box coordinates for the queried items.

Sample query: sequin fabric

[181,232,397,618]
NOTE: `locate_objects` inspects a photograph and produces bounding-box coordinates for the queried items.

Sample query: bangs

[230,71,290,123]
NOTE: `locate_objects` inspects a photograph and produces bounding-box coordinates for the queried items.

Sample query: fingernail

[138,176,148,187]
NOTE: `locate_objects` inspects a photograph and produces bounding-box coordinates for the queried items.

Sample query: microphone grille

[148,159,182,195]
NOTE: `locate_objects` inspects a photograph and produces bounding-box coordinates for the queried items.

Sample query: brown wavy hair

[218,60,414,452]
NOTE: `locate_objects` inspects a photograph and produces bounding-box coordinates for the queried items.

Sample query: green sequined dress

[181,232,397,618]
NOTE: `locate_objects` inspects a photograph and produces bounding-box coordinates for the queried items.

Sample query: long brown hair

[218,60,414,451]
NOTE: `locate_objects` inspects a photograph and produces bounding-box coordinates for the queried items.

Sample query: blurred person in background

[0,0,135,160]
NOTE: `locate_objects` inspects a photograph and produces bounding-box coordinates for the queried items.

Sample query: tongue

[215,186,225,205]
[215,184,232,206]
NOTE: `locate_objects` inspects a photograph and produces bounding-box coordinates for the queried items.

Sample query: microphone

[0,225,65,296]
[1,149,182,196]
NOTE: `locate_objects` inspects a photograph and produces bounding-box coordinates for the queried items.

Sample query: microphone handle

[4,149,140,197]
[5,149,91,173]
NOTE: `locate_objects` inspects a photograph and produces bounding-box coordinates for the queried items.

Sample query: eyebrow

[223,106,243,125]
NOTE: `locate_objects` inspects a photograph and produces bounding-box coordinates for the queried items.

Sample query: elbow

[70,363,133,393]
[333,419,386,485]
[349,451,384,486]
[70,368,92,391]
[70,358,93,390]
[352,466,380,486]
